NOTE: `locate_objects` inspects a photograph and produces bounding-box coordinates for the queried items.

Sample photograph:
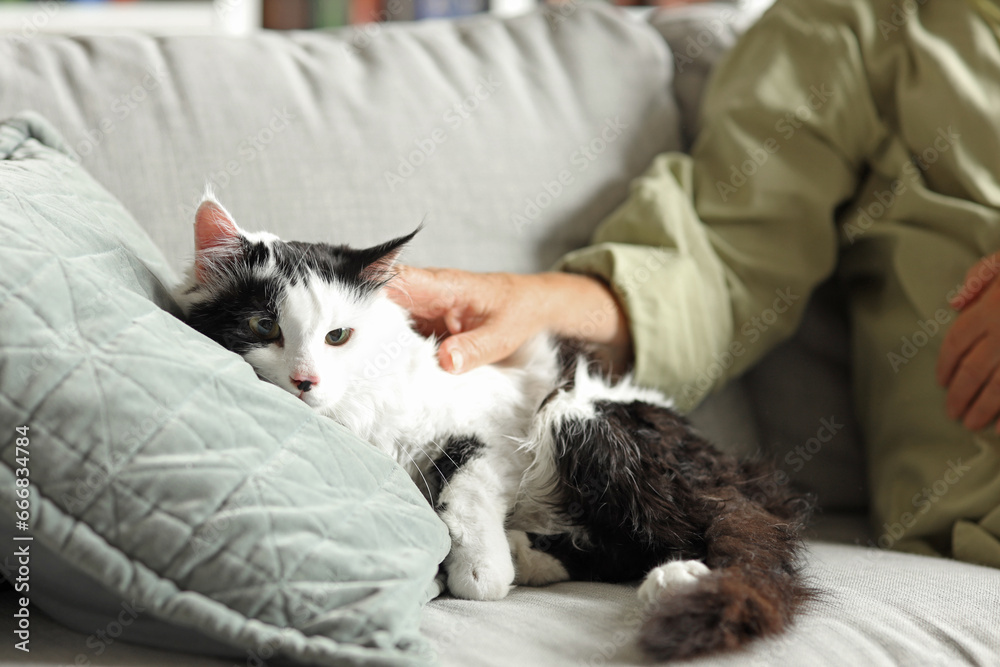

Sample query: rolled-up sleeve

[558,0,884,412]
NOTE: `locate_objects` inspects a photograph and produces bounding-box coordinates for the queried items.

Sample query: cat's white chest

[333,338,558,483]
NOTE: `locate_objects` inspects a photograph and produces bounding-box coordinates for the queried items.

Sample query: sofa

[0,2,997,666]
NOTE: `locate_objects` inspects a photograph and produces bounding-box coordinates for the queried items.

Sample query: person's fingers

[963,366,1000,431]
[444,309,464,335]
[950,253,1000,311]
[411,317,449,339]
[937,311,986,386]
[385,264,418,306]
[387,266,458,318]
[437,323,519,374]
[943,336,996,421]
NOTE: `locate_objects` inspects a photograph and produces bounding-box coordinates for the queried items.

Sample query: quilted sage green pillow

[0,113,450,666]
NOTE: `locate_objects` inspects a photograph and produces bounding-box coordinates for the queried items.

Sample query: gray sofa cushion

[0,112,449,666]
[0,3,679,276]
[421,541,1000,666]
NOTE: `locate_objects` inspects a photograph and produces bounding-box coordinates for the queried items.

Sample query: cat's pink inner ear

[194,201,240,281]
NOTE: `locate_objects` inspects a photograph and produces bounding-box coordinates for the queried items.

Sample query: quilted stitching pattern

[0,113,450,667]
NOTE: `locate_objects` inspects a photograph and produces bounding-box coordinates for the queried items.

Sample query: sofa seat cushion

[420,541,1000,666]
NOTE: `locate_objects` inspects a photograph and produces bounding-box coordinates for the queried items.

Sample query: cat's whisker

[408,439,462,498]
[395,442,437,501]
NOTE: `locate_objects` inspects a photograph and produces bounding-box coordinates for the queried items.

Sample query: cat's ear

[356,227,421,286]
[193,197,242,282]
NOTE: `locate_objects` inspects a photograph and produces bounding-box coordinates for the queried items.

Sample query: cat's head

[175,193,418,410]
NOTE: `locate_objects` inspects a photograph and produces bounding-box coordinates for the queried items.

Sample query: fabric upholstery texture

[4,539,1000,666]
[422,542,1000,667]
[0,112,450,666]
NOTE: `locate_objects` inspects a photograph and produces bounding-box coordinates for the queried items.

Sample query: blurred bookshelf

[0,0,261,35]
[262,0,541,27]
[0,0,732,34]
[260,0,689,28]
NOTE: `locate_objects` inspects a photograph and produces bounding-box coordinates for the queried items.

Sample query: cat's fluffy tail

[527,360,817,660]
[638,492,817,660]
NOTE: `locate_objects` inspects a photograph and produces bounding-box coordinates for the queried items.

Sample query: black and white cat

[174,194,816,660]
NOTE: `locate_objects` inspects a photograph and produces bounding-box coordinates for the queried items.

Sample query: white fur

[638,560,711,606]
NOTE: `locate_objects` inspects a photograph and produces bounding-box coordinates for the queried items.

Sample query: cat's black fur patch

[432,436,485,486]
[242,238,272,268]
[427,435,485,510]
[535,399,811,582]
[270,229,419,297]
[184,229,420,353]
[186,274,285,354]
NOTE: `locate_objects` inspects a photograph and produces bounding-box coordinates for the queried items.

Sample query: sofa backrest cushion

[0,4,680,275]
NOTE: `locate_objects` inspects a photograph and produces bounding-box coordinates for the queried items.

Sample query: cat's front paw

[638,559,711,606]
[444,546,515,601]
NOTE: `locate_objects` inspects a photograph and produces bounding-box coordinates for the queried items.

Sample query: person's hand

[937,252,1000,431]
[947,252,1000,311]
[387,267,632,374]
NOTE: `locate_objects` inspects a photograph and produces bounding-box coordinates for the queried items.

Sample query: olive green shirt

[560,0,1000,414]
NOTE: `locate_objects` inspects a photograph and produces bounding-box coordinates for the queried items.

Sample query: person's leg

[843,226,1000,566]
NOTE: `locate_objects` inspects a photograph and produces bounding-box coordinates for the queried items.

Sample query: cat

[173,193,817,661]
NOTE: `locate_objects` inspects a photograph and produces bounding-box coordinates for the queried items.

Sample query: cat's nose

[291,375,319,392]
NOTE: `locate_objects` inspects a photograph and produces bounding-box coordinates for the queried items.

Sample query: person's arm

[556,1,883,411]
[389,267,632,373]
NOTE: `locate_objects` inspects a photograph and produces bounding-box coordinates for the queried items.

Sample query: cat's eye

[326,328,353,346]
[248,315,281,341]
